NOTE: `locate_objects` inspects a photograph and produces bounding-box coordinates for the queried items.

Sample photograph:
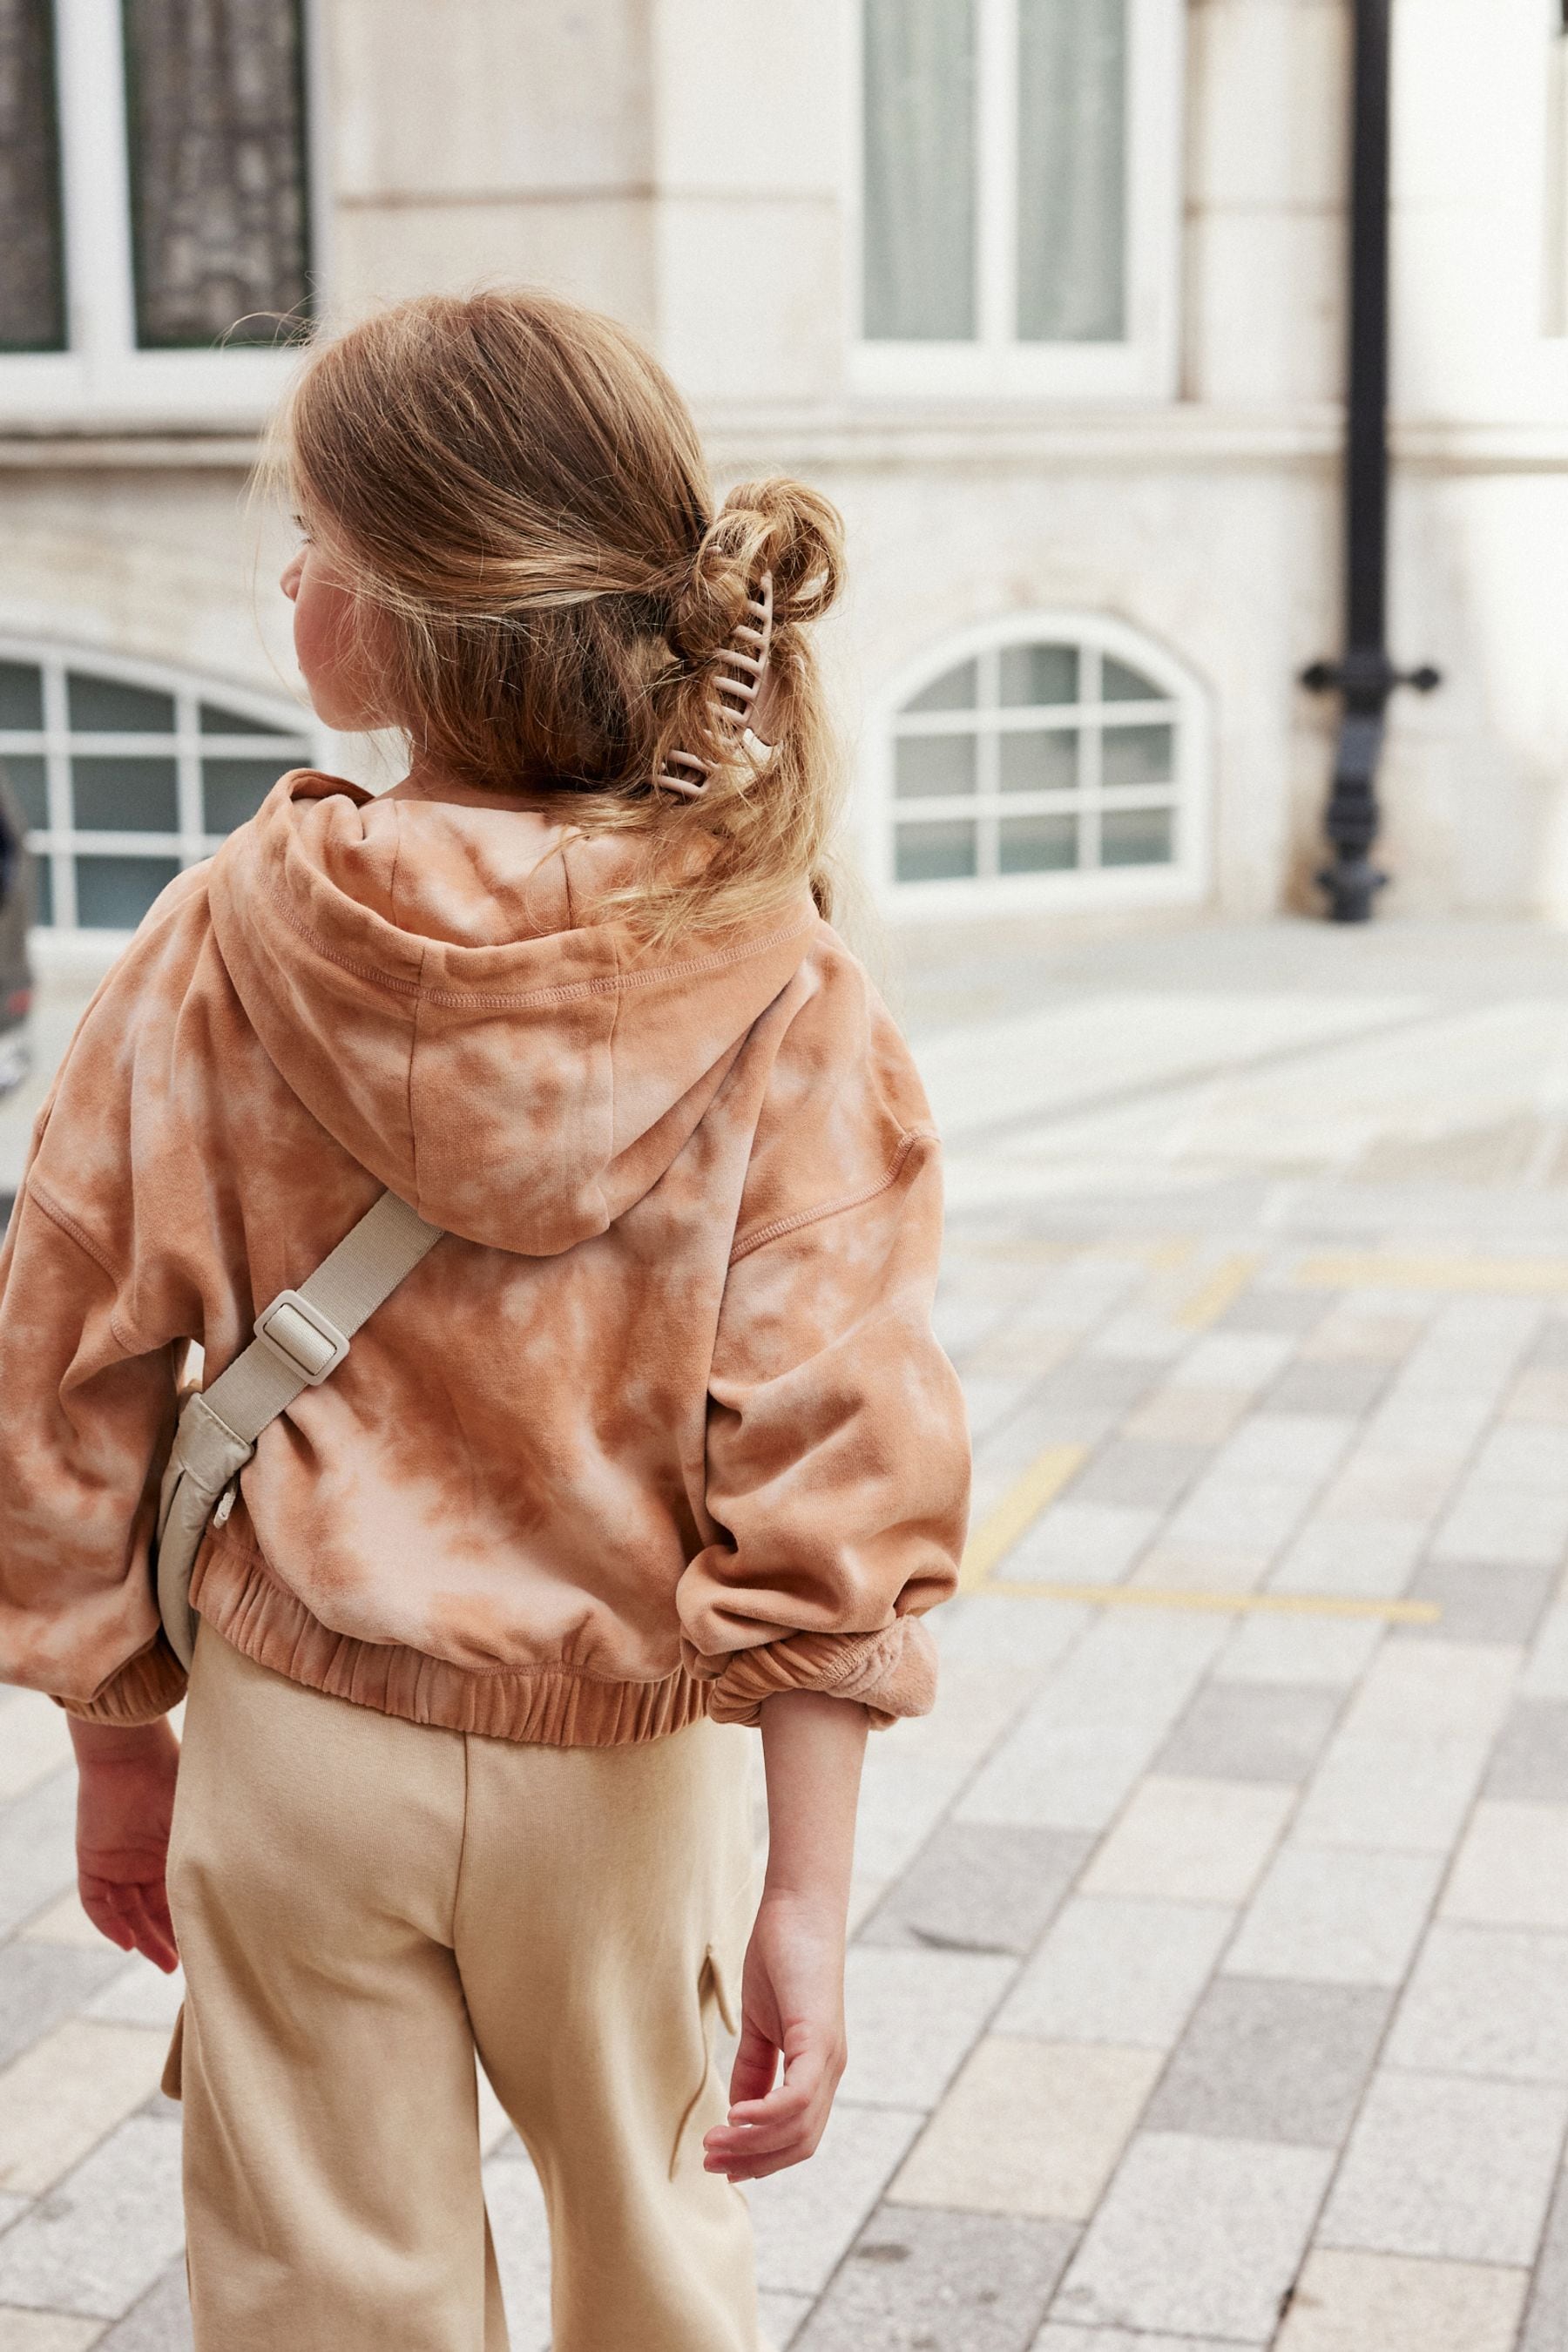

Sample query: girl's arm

[67,1716,181,1974]
[703,1688,868,2182]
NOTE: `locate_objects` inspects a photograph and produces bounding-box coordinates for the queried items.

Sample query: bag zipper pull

[212,1481,238,1529]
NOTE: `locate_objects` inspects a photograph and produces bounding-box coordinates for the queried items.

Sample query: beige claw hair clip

[657,571,776,799]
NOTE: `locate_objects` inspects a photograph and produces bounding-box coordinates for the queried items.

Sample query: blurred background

[8,6,1568,2352]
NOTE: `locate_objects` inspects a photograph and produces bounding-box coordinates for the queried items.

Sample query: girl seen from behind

[0,288,970,2352]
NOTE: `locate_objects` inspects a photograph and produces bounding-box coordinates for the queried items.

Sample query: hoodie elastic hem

[192,1543,711,1748]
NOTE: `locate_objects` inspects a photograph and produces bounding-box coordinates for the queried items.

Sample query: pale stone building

[2,0,1567,974]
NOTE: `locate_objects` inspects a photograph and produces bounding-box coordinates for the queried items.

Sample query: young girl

[0,289,969,2352]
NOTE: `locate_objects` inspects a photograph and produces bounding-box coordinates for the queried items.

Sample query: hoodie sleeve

[0,1172,186,1724]
[675,963,970,1729]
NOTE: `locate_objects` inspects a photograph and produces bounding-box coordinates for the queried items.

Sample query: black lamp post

[1302,0,1440,922]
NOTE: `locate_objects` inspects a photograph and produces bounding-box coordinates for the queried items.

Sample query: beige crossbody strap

[201,1189,445,1447]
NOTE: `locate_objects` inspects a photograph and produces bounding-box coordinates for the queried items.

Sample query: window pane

[906,660,978,714]
[29,853,52,926]
[0,0,65,351]
[202,756,291,834]
[199,699,297,735]
[1000,730,1078,793]
[862,0,977,340]
[1000,813,1079,871]
[896,819,977,882]
[1101,807,1173,866]
[1102,655,1161,702]
[1000,644,1078,706]
[67,673,176,733]
[71,756,179,833]
[75,855,180,929]
[1017,0,1127,341]
[896,734,977,799]
[3,754,47,830]
[0,660,44,730]
[122,0,312,348]
[1103,723,1174,789]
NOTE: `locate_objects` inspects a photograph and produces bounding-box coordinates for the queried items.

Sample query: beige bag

[152,1190,443,1669]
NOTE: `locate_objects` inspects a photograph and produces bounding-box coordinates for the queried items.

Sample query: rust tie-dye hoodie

[0,773,969,1742]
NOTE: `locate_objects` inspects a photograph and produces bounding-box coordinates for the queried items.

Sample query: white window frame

[0,0,327,423]
[863,608,1211,917]
[848,0,1184,401]
[1546,0,1568,335]
[0,638,326,944]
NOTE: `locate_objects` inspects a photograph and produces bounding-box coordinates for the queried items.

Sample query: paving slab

[1033,2330,1260,2352]
[1008,1504,1161,1586]
[0,1697,74,1807]
[0,2119,185,2319]
[1224,1842,1443,1985]
[1051,2132,1333,2342]
[1388,1923,1568,2082]
[1068,1443,1209,1512]
[0,2024,170,2198]
[889,2038,1163,2221]
[747,2105,925,2297]
[1292,1727,1496,1855]
[759,2289,813,2352]
[841,1947,1016,2111]
[0,1774,78,1943]
[94,2264,193,2351]
[1213,1611,1383,1688]
[1276,2248,1529,2352]
[1520,2161,1568,2352]
[481,2154,551,2352]
[1268,1515,1427,1600]
[1143,1977,1390,2146]
[1320,2069,1568,2266]
[998,1896,1234,2050]
[0,1948,123,2073]
[1402,1560,1557,1645]
[0,2315,107,2351]
[1443,1801,1568,1930]
[858,1822,1092,1956]
[1485,1698,1568,1800]
[794,2206,1078,2352]
[1152,1681,1341,1784]
[1079,1776,1293,1906]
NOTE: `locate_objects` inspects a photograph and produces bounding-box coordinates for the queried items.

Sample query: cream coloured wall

[3,0,1567,942]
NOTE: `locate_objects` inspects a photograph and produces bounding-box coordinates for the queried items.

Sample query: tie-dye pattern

[0,773,970,1741]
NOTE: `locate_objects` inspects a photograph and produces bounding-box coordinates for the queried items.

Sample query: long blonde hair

[272,288,845,943]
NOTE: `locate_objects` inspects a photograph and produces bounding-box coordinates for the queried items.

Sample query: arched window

[875,612,1208,906]
[0,642,314,931]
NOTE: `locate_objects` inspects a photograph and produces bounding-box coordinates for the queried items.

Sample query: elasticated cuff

[57,1632,188,1726]
[687,1615,938,1731]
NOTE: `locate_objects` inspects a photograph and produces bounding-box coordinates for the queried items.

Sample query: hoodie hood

[207,771,817,1257]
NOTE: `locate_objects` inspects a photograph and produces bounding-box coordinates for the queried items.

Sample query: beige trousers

[164,1625,758,2352]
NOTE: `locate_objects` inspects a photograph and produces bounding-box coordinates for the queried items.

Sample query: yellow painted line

[1293,1252,1568,1296]
[959,1444,1087,1592]
[1174,1252,1263,1330]
[962,1439,1442,1623]
[985,1580,1441,1625]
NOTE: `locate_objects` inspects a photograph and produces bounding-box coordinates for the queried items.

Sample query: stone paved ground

[8,913,1568,2349]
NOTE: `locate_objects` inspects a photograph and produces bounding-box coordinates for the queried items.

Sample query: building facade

[3,0,1568,969]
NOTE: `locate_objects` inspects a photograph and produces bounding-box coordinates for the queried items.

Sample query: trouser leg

[166,1629,504,2352]
[456,1717,759,2352]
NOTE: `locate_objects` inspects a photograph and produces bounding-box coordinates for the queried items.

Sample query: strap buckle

[253,1290,349,1386]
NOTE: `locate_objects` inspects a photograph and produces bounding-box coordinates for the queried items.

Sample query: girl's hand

[703,1886,847,2182]
[701,1686,868,2185]
[69,1718,180,1973]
